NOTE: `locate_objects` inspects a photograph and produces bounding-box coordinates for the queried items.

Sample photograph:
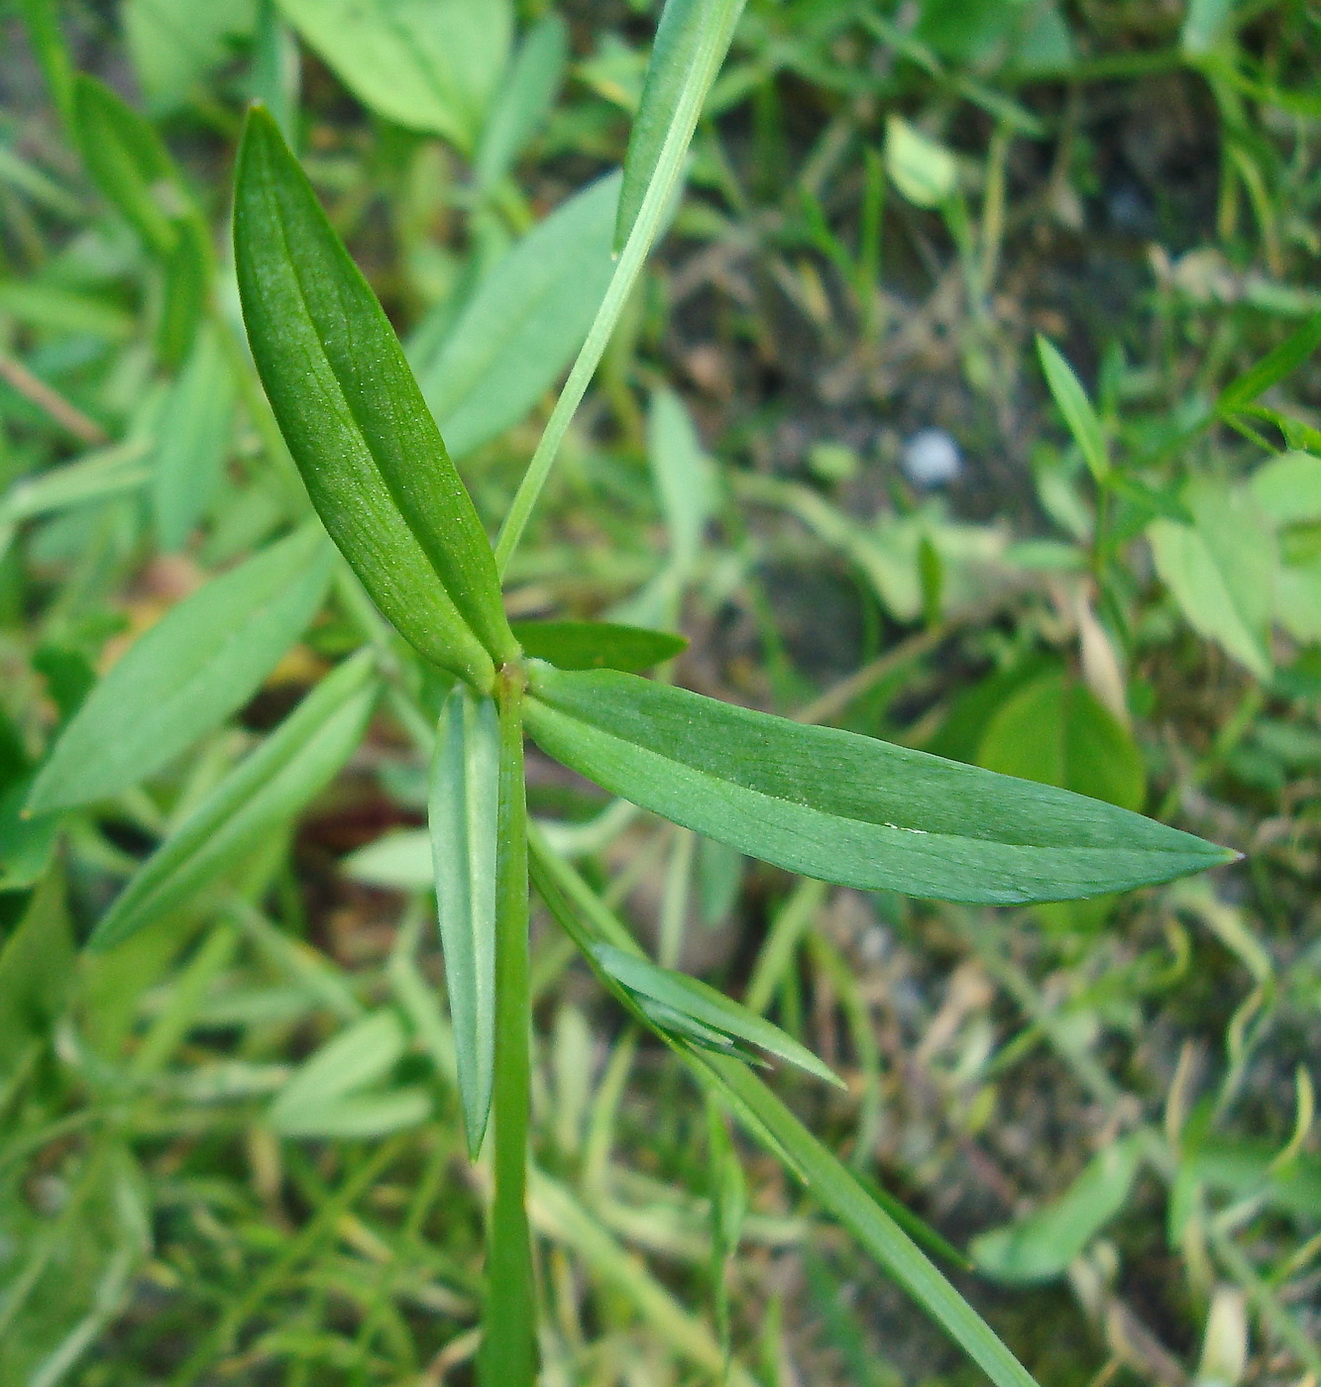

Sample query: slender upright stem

[479,664,535,1387]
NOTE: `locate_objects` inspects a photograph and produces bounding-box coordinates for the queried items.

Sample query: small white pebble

[900,428,961,488]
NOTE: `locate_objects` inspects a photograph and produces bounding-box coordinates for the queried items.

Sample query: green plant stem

[478,664,536,1387]
[493,0,743,576]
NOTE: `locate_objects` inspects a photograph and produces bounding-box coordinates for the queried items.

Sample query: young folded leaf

[234,106,517,688]
[523,663,1234,904]
[591,941,843,1087]
[89,651,377,950]
[28,524,333,815]
[429,686,499,1158]
[511,620,686,672]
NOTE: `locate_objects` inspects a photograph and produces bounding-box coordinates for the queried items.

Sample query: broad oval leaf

[977,669,1145,813]
[511,620,686,672]
[1148,479,1276,680]
[429,686,499,1157]
[523,662,1233,904]
[972,1136,1143,1284]
[277,0,511,153]
[591,942,843,1087]
[27,524,333,815]
[234,106,516,685]
[89,651,377,950]
[414,172,620,460]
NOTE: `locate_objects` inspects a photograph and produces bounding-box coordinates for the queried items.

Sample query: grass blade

[89,651,377,949]
[1036,335,1109,484]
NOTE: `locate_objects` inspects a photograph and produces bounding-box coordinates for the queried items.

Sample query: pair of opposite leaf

[233,107,1233,1150]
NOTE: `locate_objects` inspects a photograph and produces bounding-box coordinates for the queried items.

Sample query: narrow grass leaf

[524,663,1233,904]
[511,620,686,672]
[1037,336,1109,484]
[972,1136,1143,1283]
[152,322,235,550]
[473,13,568,190]
[88,652,376,950]
[526,835,1040,1387]
[234,106,515,685]
[28,524,333,815]
[414,172,620,460]
[270,1009,431,1137]
[616,0,743,250]
[648,386,715,575]
[429,686,499,1157]
[1218,311,1321,412]
[277,0,511,153]
[72,74,180,256]
[592,942,843,1086]
[344,828,432,890]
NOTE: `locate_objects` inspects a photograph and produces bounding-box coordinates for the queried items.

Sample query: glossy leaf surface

[524,663,1232,903]
[28,524,333,814]
[511,620,686,672]
[234,107,515,685]
[428,686,499,1157]
[90,652,377,950]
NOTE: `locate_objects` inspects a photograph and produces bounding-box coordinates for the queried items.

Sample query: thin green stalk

[494,0,743,575]
[478,664,536,1387]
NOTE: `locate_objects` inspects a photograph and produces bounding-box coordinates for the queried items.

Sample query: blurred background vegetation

[1,0,1319,1383]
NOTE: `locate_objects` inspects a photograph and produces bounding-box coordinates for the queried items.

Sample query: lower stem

[479,665,536,1387]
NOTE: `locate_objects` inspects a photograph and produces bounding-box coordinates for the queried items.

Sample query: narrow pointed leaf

[615,0,744,251]
[473,13,568,190]
[1218,311,1321,413]
[234,106,515,685]
[1037,336,1109,484]
[28,525,333,815]
[526,834,1040,1387]
[89,652,377,950]
[414,172,620,460]
[72,74,180,256]
[511,620,686,672]
[523,663,1233,904]
[428,686,499,1157]
[592,942,843,1087]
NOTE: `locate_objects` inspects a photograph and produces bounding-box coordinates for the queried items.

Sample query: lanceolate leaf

[234,106,516,686]
[511,620,686,672]
[28,525,333,815]
[89,652,377,950]
[591,942,843,1087]
[414,173,620,460]
[1036,335,1109,484]
[523,662,1232,904]
[616,0,744,251]
[428,686,499,1157]
[473,13,568,191]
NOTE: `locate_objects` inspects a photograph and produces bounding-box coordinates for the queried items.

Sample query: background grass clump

[1,0,1320,1383]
